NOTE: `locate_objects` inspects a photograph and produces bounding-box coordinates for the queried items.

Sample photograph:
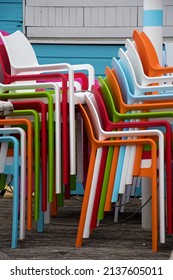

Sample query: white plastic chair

[117,47,173,190]
[118,48,173,98]
[112,50,173,220]
[125,39,173,86]
[0,30,95,177]
[112,55,173,104]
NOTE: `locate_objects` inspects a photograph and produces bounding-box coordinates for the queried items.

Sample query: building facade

[0,0,173,76]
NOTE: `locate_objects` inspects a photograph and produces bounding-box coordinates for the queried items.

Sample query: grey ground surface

[0,196,172,260]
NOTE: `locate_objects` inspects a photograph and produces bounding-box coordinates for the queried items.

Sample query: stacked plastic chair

[0,30,95,193]
[109,55,173,234]
[0,31,102,227]
[0,100,25,248]
[0,29,95,247]
[75,30,173,253]
[1,27,173,253]
[132,29,173,77]
[123,31,173,234]
[76,92,163,252]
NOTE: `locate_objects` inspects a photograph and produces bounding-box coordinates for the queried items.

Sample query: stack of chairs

[76,30,173,253]
[0,29,95,247]
[1,28,173,253]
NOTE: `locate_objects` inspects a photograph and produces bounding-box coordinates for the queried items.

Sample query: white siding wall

[24,0,173,44]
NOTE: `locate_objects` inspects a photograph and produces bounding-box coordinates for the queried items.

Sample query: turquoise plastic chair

[0,136,19,248]
[112,55,173,104]
[0,127,26,241]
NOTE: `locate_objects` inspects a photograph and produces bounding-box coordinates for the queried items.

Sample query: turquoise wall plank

[0,3,22,20]
[32,44,123,58]
[0,21,23,33]
[0,0,23,33]
[33,44,125,77]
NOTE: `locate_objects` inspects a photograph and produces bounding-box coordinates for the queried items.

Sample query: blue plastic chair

[112,52,173,104]
[0,136,19,249]
[0,127,26,241]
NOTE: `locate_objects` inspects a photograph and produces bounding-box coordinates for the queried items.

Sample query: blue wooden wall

[33,43,124,78]
[0,0,123,77]
[0,0,23,33]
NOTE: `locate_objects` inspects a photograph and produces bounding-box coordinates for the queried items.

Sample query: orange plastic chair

[76,103,158,252]
[82,92,164,243]
[100,70,173,233]
[132,29,173,77]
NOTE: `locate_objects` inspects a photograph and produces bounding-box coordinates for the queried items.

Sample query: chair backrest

[0,30,9,44]
[0,31,11,83]
[126,38,173,86]
[132,29,160,76]
[84,93,106,140]
[91,84,112,130]
[0,43,11,82]
[104,66,124,112]
[118,48,139,94]
[125,39,147,85]
[111,57,133,104]
[97,75,120,122]
[78,102,96,145]
[0,30,38,74]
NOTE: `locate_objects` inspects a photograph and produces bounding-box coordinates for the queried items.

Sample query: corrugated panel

[25,1,143,43]
[25,0,173,43]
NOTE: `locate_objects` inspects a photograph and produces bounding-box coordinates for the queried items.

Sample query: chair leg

[104,147,119,211]
[97,146,114,221]
[139,163,158,252]
[10,137,19,249]
[83,148,102,238]
[76,149,96,247]
[90,147,108,230]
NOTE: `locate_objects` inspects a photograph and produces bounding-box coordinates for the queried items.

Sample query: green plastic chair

[0,135,20,248]
[11,109,40,221]
[0,91,54,204]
